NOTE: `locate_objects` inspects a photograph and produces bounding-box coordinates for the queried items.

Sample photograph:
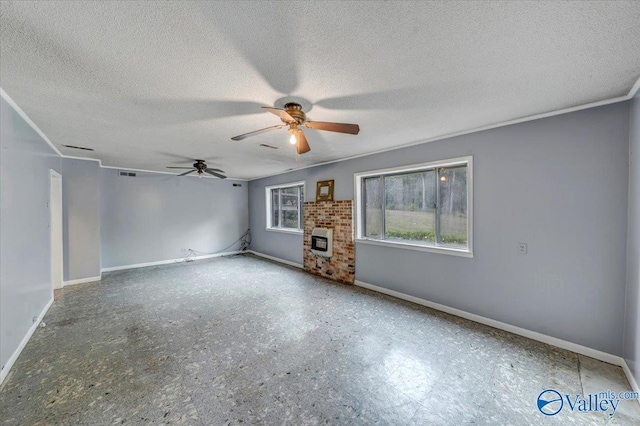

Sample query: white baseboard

[0,297,53,385]
[622,360,640,394]
[101,251,242,273]
[354,280,623,367]
[243,249,629,368]
[356,280,640,404]
[63,275,102,287]
[246,250,303,269]
[229,248,640,396]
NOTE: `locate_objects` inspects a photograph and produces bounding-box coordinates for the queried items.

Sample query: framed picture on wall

[316,179,334,202]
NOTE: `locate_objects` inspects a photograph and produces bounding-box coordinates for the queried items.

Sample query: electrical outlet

[518,243,527,254]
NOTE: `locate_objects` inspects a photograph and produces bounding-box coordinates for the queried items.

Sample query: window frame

[265,181,306,234]
[354,156,473,258]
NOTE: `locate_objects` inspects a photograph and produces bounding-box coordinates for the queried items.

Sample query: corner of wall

[623,93,640,388]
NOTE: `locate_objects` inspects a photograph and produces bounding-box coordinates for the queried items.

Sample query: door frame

[50,169,63,292]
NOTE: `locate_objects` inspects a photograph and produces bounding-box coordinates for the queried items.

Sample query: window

[266,181,305,233]
[355,157,472,257]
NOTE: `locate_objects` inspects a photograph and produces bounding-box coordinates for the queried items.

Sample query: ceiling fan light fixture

[231,102,360,155]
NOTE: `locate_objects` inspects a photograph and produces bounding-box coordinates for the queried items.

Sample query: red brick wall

[303,200,355,284]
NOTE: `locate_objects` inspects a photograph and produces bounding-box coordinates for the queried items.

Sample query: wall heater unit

[310,228,333,258]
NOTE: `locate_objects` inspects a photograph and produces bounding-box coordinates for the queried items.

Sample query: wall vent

[119,171,136,177]
[233,183,242,187]
[259,144,278,149]
[62,144,94,151]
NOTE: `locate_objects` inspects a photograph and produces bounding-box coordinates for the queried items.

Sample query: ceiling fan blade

[315,88,432,110]
[205,168,225,173]
[178,169,196,176]
[304,121,360,135]
[205,169,227,179]
[166,166,195,169]
[261,107,295,123]
[231,125,284,141]
[133,100,265,126]
[296,129,310,154]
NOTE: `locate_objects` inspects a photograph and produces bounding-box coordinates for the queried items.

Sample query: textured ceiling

[1,1,639,180]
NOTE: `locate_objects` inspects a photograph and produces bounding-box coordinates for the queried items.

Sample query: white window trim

[265,180,306,234]
[353,156,473,258]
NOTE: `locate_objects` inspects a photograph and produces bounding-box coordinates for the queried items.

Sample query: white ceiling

[1,1,639,180]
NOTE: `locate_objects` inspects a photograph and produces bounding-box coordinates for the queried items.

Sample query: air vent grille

[62,144,94,151]
[233,183,242,187]
[119,171,136,177]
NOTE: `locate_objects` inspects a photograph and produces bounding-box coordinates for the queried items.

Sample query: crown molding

[629,75,640,99]
[250,74,640,181]
[0,88,62,157]
[4,73,639,183]
[0,88,246,181]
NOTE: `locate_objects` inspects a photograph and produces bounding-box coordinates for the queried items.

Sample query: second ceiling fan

[231,102,360,154]
[166,160,226,179]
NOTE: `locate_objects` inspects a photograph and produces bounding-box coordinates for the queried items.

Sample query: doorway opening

[50,170,63,291]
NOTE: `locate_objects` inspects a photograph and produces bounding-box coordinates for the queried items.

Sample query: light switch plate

[518,243,527,254]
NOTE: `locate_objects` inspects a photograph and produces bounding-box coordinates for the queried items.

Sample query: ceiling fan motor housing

[283,102,306,125]
[194,160,206,174]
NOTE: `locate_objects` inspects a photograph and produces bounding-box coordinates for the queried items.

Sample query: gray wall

[0,96,61,372]
[249,102,630,356]
[62,158,101,281]
[624,94,640,384]
[101,169,248,269]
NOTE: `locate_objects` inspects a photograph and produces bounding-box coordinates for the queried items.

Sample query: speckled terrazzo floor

[1,254,639,425]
